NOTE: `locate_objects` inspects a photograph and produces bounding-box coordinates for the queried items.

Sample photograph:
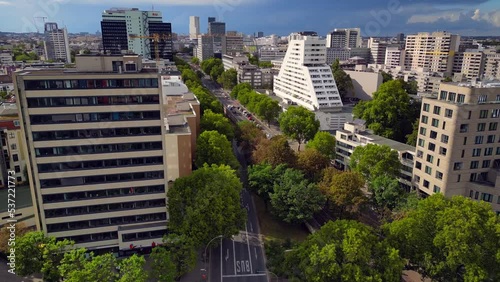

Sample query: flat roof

[351,129,416,152]
[0,185,32,213]
[15,69,158,77]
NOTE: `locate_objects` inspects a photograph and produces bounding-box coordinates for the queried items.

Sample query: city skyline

[0,0,499,36]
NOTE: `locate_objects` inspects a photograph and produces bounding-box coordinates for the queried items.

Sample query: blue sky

[0,0,500,36]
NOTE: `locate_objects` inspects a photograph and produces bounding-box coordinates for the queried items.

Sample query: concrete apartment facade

[367,38,388,65]
[43,23,71,63]
[0,118,28,188]
[13,54,199,253]
[222,36,244,57]
[385,45,405,69]
[326,28,361,49]
[189,16,200,40]
[413,82,500,214]
[195,35,214,62]
[484,51,500,80]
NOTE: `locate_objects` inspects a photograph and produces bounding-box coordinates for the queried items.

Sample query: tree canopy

[167,164,246,247]
[200,109,235,140]
[353,80,414,142]
[349,143,401,182]
[331,59,354,98]
[305,131,336,159]
[253,135,297,167]
[195,130,239,170]
[380,71,393,83]
[296,148,330,181]
[285,220,404,282]
[319,171,366,217]
[118,254,148,282]
[385,194,500,281]
[369,175,406,214]
[217,68,237,90]
[231,83,282,125]
[248,163,288,208]
[162,234,197,279]
[278,106,320,150]
[255,98,281,126]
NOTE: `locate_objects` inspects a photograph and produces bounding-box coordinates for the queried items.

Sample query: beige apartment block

[14,54,199,254]
[413,81,500,214]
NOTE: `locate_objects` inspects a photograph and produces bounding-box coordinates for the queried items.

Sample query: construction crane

[128,33,168,65]
[32,16,47,33]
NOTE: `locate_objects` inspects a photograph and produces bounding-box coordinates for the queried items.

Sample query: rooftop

[0,185,31,213]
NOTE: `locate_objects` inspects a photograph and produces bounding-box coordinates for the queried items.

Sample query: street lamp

[204,235,223,271]
[257,270,279,281]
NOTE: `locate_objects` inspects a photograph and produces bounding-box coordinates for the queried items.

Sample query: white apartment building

[196,35,214,62]
[484,51,500,80]
[273,32,343,111]
[43,23,71,63]
[368,38,388,65]
[0,51,13,66]
[452,50,485,80]
[335,120,415,191]
[326,28,361,49]
[385,45,406,69]
[255,35,279,46]
[189,16,200,40]
[405,32,460,76]
[259,46,287,62]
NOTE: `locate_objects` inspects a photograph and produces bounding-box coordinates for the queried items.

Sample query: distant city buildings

[326,28,361,49]
[43,22,71,63]
[195,35,214,61]
[100,8,173,61]
[189,16,200,40]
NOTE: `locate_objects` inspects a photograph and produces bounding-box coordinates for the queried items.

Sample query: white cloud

[0,1,13,5]
[471,9,500,27]
[407,10,465,24]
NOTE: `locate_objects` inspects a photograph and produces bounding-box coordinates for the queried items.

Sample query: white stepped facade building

[274,33,343,111]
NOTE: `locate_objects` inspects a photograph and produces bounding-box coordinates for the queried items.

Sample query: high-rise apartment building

[195,35,214,62]
[208,22,226,36]
[222,36,243,57]
[413,81,500,214]
[326,28,361,49]
[101,8,173,61]
[368,38,388,65]
[404,32,460,75]
[274,32,343,111]
[385,45,406,69]
[452,50,485,80]
[189,16,200,40]
[484,51,500,80]
[43,22,71,63]
[14,54,199,253]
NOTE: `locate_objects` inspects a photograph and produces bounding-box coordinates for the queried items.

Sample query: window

[433,185,441,193]
[14,165,20,173]
[442,121,446,130]
[444,109,453,118]
[460,124,468,133]
[439,91,447,100]
[480,110,488,119]
[415,161,422,170]
[423,103,430,112]
[482,160,491,168]
[463,137,467,145]
[430,131,437,139]
[490,122,498,131]
[457,174,461,182]
[485,147,493,156]
[470,161,479,169]
[487,135,495,143]
[454,162,463,170]
[497,147,500,155]
[419,127,427,136]
[474,190,479,199]
[439,147,447,156]
[423,180,430,188]
[436,171,443,180]
[421,115,428,124]
[425,166,432,175]
[433,106,441,115]
[497,95,500,102]
[418,138,425,147]
[426,154,434,163]
[417,150,423,158]
[478,95,487,103]
[441,134,449,144]
[13,154,18,162]
[428,142,436,151]
[477,123,486,132]
[492,109,500,118]
[457,94,465,103]
[448,92,456,102]
[482,193,493,203]
[472,148,481,157]
[475,136,484,144]
[10,144,16,150]
[431,118,439,127]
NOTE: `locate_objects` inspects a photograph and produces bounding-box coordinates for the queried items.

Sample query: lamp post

[203,235,223,277]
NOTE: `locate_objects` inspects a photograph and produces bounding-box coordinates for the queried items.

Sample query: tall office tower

[196,35,214,61]
[413,81,500,214]
[274,32,343,111]
[367,38,388,65]
[257,31,264,38]
[189,16,200,40]
[396,33,404,43]
[326,28,361,49]
[43,22,71,63]
[14,54,199,253]
[404,32,460,75]
[385,45,406,69]
[101,8,173,61]
[222,36,243,56]
[208,21,226,36]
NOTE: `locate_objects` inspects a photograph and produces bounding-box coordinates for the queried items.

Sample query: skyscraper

[208,21,226,36]
[43,22,71,63]
[101,8,173,61]
[189,16,200,40]
[326,28,361,49]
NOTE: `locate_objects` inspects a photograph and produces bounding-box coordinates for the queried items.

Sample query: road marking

[225,249,229,261]
[220,237,223,282]
[232,238,236,275]
[222,274,267,278]
[245,223,253,274]
[254,247,258,259]
[250,222,253,232]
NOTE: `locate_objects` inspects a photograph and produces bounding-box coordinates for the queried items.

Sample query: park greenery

[305,131,336,159]
[231,82,282,125]
[278,106,320,150]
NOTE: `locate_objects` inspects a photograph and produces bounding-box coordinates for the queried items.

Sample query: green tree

[83,253,117,282]
[442,76,453,82]
[349,144,401,182]
[270,168,325,223]
[191,85,223,115]
[149,247,175,282]
[305,131,336,159]
[236,120,265,148]
[200,58,221,75]
[400,79,418,95]
[296,148,330,181]
[195,130,239,169]
[369,175,405,213]
[163,234,197,279]
[406,119,419,146]
[353,80,414,142]
[255,98,281,126]
[331,59,354,98]
[210,63,224,81]
[319,171,366,217]
[200,109,234,140]
[58,248,89,281]
[191,57,200,65]
[230,82,252,99]
[253,135,297,167]
[286,220,404,282]
[385,194,500,281]
[118,254,147,282]
[217,68,237,90]
[167,164,246,247]
[258,61,273,68]
[380,71,393,83]
[248,163,287,209]
[278,106,320,150]
[247,54,259,65]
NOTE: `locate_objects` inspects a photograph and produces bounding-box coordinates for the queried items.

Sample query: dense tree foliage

[296,148,330,181]
[230,82,252,99]
[278,106,320,150]
[231,83,282,124]
[217,68,237,90]
[406,119,419,146]
[349,144,401,182]
[195,130,239,169]
[253,135,297,167]
[190,57,200,65]
[285,220,404,282]
[200,109,234,140]
[167,164,246,247]
[236,120,265,148]
[369,175,406,214]
[385,194,500,282]
[380,71,393,83]
[305,131,336,159]
[255,98,281,126]
[353,80,415,142]
[248,163,288,208]
[331,59,354,98]
[149,247,176,282]
[270,168,325,223]
[258,61,273,68]
[200,58,223,79]
[319,171,366,217]
[118,254,147,282]
[163,234,197,279]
